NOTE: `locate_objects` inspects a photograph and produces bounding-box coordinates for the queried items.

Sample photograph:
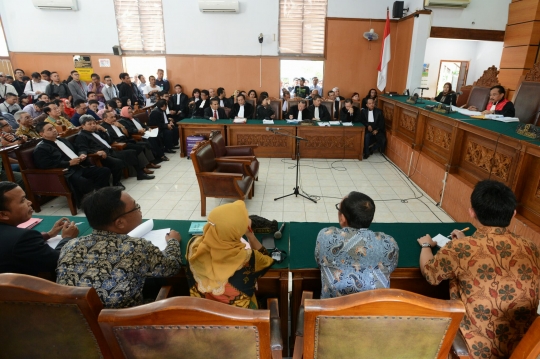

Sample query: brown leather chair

[133,111,150,127]
[513,81,540,124]
[269,99,283,119]
[321,101,334,119]
[209,130,259,180]
[15,141,79,215]
[293,289,465,359]
[98,297,283,359]
[245,98,257,118]
[191,141,254,216]
[0,273,113,359]
[464,86,490,112]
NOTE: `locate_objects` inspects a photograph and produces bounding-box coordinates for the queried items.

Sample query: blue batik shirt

[315,227,399,299]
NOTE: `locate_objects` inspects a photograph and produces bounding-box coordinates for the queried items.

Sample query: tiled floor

[37,153,455,224]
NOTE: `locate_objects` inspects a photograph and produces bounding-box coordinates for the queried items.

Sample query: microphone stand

[417,88,426,104]
[269,129,317,203]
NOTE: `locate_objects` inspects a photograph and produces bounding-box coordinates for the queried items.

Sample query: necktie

[214,110,218,119]
[92,133,111,148]
[55,140,78,159]
[111,125,123,138]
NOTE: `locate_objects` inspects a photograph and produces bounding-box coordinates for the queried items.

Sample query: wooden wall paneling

[297,126,364,160]
[430,27,505,42]
[381,101,395,133]
[227,124,295,159]
[515,144,540,226]
[504,21,540,46]
[387,17,414,93]
[498,68,529,90]
[500,45,539,69]
[395,105,418,146]
[507,0,540,25]
[9,53,124,81]
[420,113,456,168]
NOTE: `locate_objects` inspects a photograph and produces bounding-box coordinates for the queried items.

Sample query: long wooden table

[178,118,365,160]
[379,95,540,230]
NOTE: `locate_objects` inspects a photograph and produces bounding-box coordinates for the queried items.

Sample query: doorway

[280,59,324,97]
[436,60,469,95]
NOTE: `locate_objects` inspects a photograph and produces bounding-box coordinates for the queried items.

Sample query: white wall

[162,0,279,56]
[422,38,503,97]
[406,14,431,92]
[0,0,119,53]
[327,0,425,19]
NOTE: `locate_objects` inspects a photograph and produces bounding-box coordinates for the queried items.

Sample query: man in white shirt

[137,75,147,93]
[102,76,120,101]
[143,76,161,107]
[310,77,323,97]
[24,72,50,100]
[0,73,18,102]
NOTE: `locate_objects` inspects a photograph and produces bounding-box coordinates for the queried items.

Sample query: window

[280,59,324,96]
[123,56,167,87]
[113,0,166,54]
[279,0,327,56]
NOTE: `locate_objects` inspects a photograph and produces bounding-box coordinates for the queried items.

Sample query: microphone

[265,127,280,132]
[419,87,429,90]
[274,223,286,239]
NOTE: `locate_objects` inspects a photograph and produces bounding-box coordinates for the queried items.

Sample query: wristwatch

[421,242,432,248]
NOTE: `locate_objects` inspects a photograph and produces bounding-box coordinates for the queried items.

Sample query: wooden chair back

[300,289,465,359]
[466,86,490,111]
[321,101,334,119]
[270,99,283,119]
[513,81,540,124]
[133,111,149,126]
[98,296,275,359]
[0,273,112,359]
[245,98,257,118]
[510,316,540,359]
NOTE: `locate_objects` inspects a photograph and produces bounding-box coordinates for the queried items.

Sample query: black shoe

[161,156,170,161]
[114,182,125,189]
[164,149,176,154]
[137,174,155,180]
[369,148,374,155]
[172,146,180,149]
[363,153,370,160]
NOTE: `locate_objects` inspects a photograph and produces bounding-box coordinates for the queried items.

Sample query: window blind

[279,0,327,56]
[113,0,166,54]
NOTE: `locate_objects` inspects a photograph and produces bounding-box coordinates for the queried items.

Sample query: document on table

[329,121,341,126]
[128,219,170,251]
[142,128,159,139]
[491,117,519,123]
[233,118,247,123]
[46,235,64,249]
[432,234,451,247]
[317,122,330,127]
[451,105,482,116]
[262,119,274,124]
[342,122,353,126]
[286,119,301,124]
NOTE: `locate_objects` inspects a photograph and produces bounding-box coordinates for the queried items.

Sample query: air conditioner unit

[424,0,470,8]
[32,0,78,11]
[199,0,239,13]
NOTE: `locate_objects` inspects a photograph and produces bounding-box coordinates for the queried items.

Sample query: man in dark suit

[118,73,144,107]
[100,110,158,172]
[287,100,311,121]
[359,98,386,159]
[148,100,179,153]
[191,90,210,117]
[0,181,79,275]
[118,109,167,162]
[204,98,227,121]
[217,87,233,109]
[33,122,111,198]
[75,115,153,186]
[308,95,331,121]
[169,84,189,121]
[340,99,361,123]
[229,94,254,119]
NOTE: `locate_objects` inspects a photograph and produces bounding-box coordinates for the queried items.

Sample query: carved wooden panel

[297,126,364,159]
[464,140,512,181]
[524,62,540,82]
[425,124,451,150]
[399,111,417,133]
[383,103,394,125]
[304,135,355,149]
[473,65,501,87]
[237,134,289,148]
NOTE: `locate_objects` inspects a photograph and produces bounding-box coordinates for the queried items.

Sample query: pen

[75,222,83,225]
[447,227,470,238]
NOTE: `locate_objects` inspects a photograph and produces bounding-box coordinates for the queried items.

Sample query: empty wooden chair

[98,296,283,359]
[294,289,465,359]
[0,273,112,359]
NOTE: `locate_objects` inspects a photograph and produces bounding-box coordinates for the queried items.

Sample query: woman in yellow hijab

[186,200,274,309]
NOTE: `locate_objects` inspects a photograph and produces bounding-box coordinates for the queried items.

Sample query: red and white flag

[377,8,391,91]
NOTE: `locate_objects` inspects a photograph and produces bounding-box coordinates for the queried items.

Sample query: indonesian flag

[377,9,391,91]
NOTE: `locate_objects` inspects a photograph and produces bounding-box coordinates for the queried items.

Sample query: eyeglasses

[335,203,341,212]
[113,202,141,221]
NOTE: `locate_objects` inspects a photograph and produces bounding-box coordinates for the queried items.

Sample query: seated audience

[248,89,258,104]
[204,98,227,121]
[468,85,515,117]
[88,100,101,117]
[0,181,79,275]
[310,76,323,97]
[327,89,339,119]
[190,88,201,104]
[45,72,72,100]
[230,94,254,119]
[19,95,29,108]
[56,186,181,308]
[340,99,360,123]
[0,73,17,101]
[0,93,23,128]
[169,84,189,120]
[360,98,386,159]
[434,82,457,106]
[288,99,310,121]
[88,92,105,111]
[148,99,179,153]
[418,180,539,358]
[1,117,26,146]
[67,70,88,103]
[70,99,99,126]
[362,88,378,109]
[191,89,210,117]
[308,95,331,121]
[316,191,398,298]
[14,111,40,139]
[22,100,46,119]
[351,92,360,101]
[87,73,105,105]
[217,87,233,109]
[256,95,275,119]
[186,200,273,308]
[33,122,111,198]
[24,72,49,100]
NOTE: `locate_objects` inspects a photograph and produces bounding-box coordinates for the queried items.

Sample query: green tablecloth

[180,118,364,127]
[289,222,475,269]
[34,215,92,237]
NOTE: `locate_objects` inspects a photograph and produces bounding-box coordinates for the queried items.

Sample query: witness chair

[15,141,79,215]
[462,86,490,112]
[209,130,259,180]
[191,140,254,216]
[0,273,112,359]
[98,297,283,359]
[293,289,465,359]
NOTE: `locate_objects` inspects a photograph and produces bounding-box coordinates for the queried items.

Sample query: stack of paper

[342,122,353,127]
[262,119,274,125]
[142,128,159,139]
[286,119,301,124]
[484,114,503,119]
[17,218,42,229]
[317,122,330,127]
[128,219,170,250]
[451,105,482,116]
[46,235,64,249]
[233,118,246,124]
[491,117,519,123]
[329,121,341,126]
[432,234,451,247]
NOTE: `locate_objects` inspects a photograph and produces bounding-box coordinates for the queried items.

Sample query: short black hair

[119,72,129,80]
[87,91,95,96]
[490,85,506,95]
[312,95,321,101]
[298,100,308,106]
[34,100,46,108]
[104,75,111,80]
[149,75,155,80]
[31,72,40,79]
[175,84,182,89]
[237,94,245,100]
[192,88,200,96]
[138,74,144,80]
[14,69,24,75]
[106,100,118,109]
[344,99,353,104]
[327,90,335,96]
[340,192,376,229]
[35,122,51,134]
[43,106,53,115]
[70,70,79,75]
[88,100,99,106]
[52,99,62,107]
[471,180,516,227]
[0,181,18,211]
[210,98,219,105]
[201,90,209,96]
[217,87,225,96]
[40,70,51,77]
[37,93,48,100]
[156,99,167,109]
[5,92,17,99]
[82,187,126,230]
[91,73,100,79]
[22,76,30,82]
[73,99,86,108]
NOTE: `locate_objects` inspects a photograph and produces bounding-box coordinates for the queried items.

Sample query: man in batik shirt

[315,191,399,298]
[418,180,540,359]
[57,187,181,308]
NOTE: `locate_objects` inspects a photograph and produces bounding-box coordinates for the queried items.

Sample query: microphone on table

[265,127,281,132]
[274,223,286,239]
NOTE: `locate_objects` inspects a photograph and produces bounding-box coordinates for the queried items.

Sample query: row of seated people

[0,178,538,358]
